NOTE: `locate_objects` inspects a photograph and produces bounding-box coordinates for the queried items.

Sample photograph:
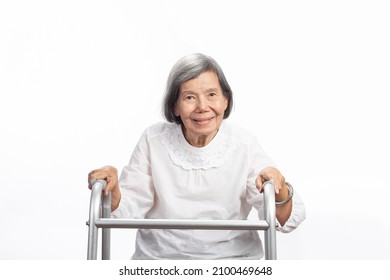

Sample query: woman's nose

[195,96,209,111]
[196,98,208,112]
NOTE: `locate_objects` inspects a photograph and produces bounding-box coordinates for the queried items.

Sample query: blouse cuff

[276,192,306,233]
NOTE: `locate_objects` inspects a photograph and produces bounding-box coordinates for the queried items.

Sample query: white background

[1,0,389,260]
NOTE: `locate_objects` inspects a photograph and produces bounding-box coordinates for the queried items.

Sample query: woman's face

[174,71,228,147]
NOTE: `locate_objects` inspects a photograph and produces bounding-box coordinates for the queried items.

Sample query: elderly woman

[88,53,306,259]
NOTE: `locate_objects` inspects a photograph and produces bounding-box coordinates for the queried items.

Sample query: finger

[104,177,113,195]
[88,169,108,189]
[255,175,265,192]
[258,168,275,193]
[275,183,280,194]
[88,169,108,180]
[259,167,284,195]
[274,174,285,195]
[104,178,118,196]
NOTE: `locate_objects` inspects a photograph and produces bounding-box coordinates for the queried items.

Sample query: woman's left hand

[256,166,293,225]
[255,166,285,196]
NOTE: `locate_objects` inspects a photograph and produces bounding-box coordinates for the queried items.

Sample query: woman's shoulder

[221,121,258,145]
[143,121,179,137]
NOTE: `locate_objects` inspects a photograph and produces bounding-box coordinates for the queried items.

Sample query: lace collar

[161,122,238,170]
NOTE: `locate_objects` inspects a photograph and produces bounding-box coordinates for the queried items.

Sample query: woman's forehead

[179,71,221,92]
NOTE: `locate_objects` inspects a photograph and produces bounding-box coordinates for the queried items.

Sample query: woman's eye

[209,92,216,97]
[185,95,195,100]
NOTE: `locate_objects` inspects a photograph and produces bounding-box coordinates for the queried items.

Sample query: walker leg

[263,180,277,260]
[87,180,107,260]
[101,192,111,260]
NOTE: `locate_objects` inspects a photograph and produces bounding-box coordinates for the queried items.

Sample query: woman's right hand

[88,165,121,211]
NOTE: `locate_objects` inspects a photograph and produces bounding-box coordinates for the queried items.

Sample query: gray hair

[163,53,233,124]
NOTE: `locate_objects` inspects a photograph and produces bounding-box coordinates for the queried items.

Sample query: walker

[86,179,277,260]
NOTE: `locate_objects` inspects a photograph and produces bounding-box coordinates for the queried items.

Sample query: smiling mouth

[193,117,215,125]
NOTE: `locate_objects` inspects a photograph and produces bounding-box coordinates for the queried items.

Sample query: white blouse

[112,121,306,259]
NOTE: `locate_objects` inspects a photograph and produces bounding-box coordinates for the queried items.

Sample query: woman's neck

[182,127,219,147]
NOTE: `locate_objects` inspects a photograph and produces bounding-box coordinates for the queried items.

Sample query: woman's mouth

[193,117,215,125]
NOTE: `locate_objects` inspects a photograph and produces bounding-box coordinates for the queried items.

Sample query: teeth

[195,117,213,122]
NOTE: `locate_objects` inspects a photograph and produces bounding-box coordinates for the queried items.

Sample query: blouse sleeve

[111,129,155,219]
[245,134,306,233]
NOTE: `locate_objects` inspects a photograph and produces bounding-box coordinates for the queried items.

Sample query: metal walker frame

[86,179,277,260]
